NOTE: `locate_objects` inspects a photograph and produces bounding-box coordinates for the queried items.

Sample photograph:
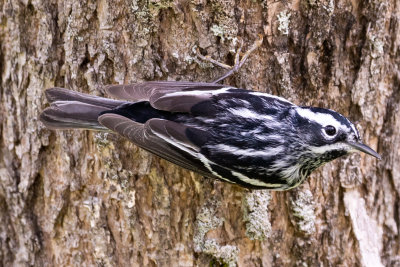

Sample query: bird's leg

[197,35,263,83]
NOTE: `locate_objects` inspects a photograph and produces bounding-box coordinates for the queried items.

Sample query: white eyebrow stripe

[295,108,343,129]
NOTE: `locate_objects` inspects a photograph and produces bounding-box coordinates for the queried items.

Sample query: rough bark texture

[0,0,399,266]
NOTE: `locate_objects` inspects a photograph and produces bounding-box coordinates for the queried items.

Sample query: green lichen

[210,24,238,47]
[184,55,195,64]
[277,10,291,35]
[203,239,238,267]
[210,25,225,41]
[306,0,334,12]
[369,35,384,58]
[94,132,111,149]
[243,191,271,240]
[193,198,239,266]
[130,0,139,12]
[322,0,335,14]
[193,198,223,252]
[308,0,317,6]
[148,0,173,16]
[208,0,238,48]
[290,189,316,235]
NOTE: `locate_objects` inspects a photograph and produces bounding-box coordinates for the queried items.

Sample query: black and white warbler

[40,81,380,190]
[41,36,380,190]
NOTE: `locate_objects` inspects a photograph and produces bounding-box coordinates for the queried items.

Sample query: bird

[40,81,381,190]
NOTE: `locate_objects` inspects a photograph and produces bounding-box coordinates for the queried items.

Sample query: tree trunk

[0,0,399,266]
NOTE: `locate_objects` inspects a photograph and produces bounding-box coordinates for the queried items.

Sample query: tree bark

[0,0,399,266]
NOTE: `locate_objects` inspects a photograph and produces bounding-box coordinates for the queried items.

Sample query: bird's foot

[197,34,263,83]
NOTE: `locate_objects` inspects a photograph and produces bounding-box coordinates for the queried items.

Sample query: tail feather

[40,88,127,130]
[45,87,124,108]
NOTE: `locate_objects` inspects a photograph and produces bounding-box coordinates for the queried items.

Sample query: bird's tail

[40,88,127,130]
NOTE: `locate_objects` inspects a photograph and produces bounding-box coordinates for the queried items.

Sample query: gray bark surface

[0,0,399,266]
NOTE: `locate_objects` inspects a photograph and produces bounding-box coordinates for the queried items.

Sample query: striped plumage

[40,82,380,190]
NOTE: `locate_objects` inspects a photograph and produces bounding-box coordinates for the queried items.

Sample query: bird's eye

[324,125,337,136]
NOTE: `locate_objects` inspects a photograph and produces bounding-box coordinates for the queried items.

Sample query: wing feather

[105,81,231,113]
[98,113,275,188]
[98,113,217,178]
[105,81,226,101]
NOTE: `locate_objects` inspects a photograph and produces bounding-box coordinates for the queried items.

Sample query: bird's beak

[347,141,381,160]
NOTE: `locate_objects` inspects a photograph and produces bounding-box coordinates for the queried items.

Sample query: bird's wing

[105,81,294,113]
[98,113,221,179]
[105,81,235,113]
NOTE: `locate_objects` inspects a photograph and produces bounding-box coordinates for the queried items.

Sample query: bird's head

[291,107,381,164]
